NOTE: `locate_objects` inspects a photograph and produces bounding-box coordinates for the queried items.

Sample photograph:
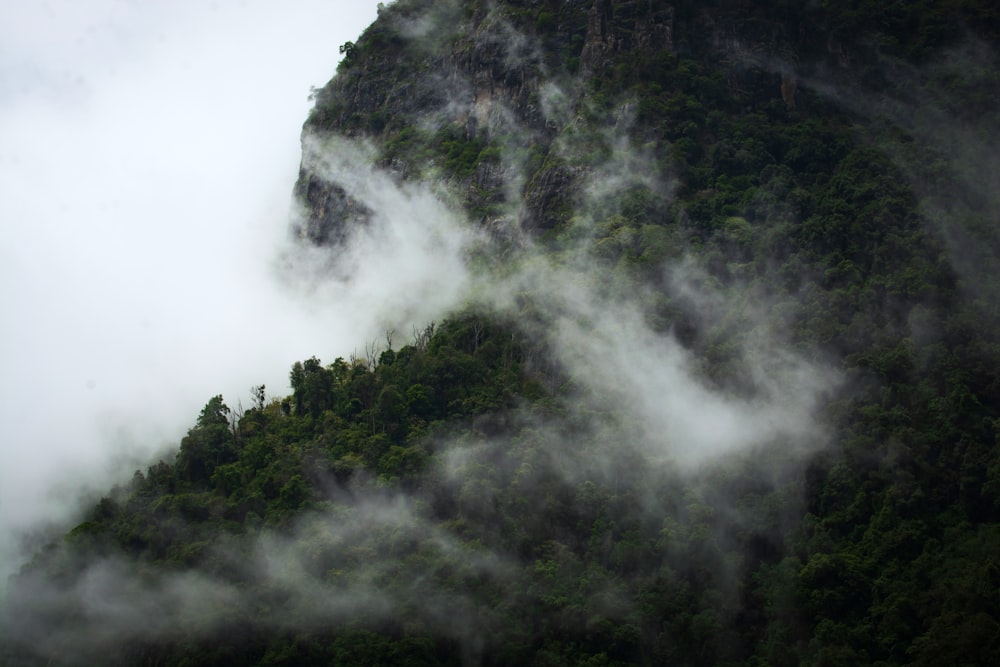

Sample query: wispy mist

[2,2,849,661]
[3,495,514,664]
[290,134,481,328]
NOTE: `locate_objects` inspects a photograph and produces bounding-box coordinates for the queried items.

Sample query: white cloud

[0,0,383,583]
[0,0,840,600]
[292,134,480,330]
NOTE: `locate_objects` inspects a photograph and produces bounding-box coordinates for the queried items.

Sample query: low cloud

[3,494,518,664]
[284,134,482,335]
[0,0,382,585]
[2,3,845,661]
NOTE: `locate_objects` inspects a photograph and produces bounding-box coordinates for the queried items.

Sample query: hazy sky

[0,0,382,577]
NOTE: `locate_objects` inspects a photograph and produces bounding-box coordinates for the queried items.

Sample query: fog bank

[0,0,383,584]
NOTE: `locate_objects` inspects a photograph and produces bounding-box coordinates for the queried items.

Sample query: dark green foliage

[6,1,1000,666]
[435,125,494,179]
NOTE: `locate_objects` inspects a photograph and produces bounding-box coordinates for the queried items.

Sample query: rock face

[294,0,830,246]
[7,4,1000,667]
[291,0,986,245]
[580,0,675,76]
[292,173,372,246]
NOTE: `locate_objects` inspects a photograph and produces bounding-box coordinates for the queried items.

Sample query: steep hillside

[4,1,1000,665]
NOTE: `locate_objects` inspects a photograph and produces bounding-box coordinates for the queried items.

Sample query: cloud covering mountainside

[3,1,1000,665]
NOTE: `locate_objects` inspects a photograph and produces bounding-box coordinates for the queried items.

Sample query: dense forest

[4,0,1000,665]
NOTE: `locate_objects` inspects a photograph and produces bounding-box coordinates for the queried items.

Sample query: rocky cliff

[5,2,1000,665]
[294,0,990,245]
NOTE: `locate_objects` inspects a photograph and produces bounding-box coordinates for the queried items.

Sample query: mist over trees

[4,0,1000,665]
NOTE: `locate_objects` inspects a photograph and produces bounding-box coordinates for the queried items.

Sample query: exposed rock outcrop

[293,0,988,246]
[292,171,372,246]
[581,0,674,76]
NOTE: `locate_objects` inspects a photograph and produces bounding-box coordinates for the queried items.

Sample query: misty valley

[4,0,1000,665]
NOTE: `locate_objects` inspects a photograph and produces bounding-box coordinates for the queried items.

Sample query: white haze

[0,0,840,585]
[0,1,402,583]
[488,103,833,468]
[0,4,843,656]
[4,497,513,663]
[291,134,479,324]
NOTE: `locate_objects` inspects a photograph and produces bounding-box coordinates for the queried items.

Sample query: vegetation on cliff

[4,1,1000,665]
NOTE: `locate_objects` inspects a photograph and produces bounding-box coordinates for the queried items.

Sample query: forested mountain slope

[4,1,1000,665]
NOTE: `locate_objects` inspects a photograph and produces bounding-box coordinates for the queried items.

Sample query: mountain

[4,1,1000,665]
